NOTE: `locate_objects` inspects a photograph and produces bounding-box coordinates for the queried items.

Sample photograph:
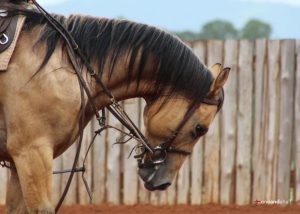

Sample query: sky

[38,0,300,39]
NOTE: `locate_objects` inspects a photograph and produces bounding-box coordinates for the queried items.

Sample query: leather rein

[24,1,224,212]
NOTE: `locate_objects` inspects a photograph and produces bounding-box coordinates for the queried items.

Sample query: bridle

[134,89,224,166]
[15,1,224,212]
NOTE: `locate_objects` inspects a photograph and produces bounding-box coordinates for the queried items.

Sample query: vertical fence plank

[138,99,150,204]
[277,40,295,200]
[150,184,168,205]
[252,39,268,202]
[0,115,7,204]
[220,40,238,204]
[158,191,168,205]
[177,159,190,204]
[295,40,300,203]
[123,99,139,205]
[204,40,223,204]
[149,193,159,205]
[166,175,177,205]
[236,40,254,205]
[78,122,93,204]
[176,41,194,205]
[190,41,206,205]
[0,169,7,204]
[265,40,281,200]
[190,139,204,205]
[106,110,122,204]
[92,116,107,204]
[60,143,78,205]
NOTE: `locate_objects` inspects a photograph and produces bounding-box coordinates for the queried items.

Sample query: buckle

[150,145,167,165]
[0,34,8,45]
[0,10,7,17]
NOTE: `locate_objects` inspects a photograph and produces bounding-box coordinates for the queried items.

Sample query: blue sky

[40,0,300,38]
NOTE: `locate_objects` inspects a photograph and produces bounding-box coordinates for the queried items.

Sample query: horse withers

[0,2,230,213]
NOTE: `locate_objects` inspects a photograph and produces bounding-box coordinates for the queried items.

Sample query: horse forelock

[6,5,213,103]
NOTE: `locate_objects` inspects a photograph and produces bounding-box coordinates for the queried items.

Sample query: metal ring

[0,9,8,17]
[134,145,146,158]
[150,146,167,165]
[0,34,9,45]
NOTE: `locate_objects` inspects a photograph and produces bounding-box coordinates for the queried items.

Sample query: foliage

[175,31,201,41]
[175,19,272,41]
[200,20,238,40]
[240,19,272,39]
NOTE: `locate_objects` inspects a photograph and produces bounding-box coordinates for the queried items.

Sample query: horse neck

[90,50,156,109]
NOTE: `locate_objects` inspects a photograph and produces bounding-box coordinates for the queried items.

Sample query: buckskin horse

[0,1,230,213]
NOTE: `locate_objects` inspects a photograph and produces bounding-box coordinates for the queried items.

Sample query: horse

[0,1,230,213]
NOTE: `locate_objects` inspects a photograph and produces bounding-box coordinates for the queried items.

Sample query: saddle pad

[0,15,26,71]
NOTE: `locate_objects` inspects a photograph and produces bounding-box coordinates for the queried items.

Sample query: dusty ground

[1,204,300,213]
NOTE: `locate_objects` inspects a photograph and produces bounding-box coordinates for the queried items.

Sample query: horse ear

[208,63,222,79]
[209,66,230,96]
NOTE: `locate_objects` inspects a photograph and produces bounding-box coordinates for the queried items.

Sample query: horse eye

[195,124,208,137]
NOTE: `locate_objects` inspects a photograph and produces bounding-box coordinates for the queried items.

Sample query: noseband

[135,88,224,166]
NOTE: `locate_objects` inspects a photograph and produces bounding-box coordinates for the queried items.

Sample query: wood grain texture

[78,122,93,205]
[190,41,206,205]
[106,109,122,204]
[265,40,281,200]
[236,40,254,205]
[277,40,295,200]
[123,99,139,205]
[252,39,268,201]
[177,158,190,204]
[0,169,7,204]
[204,40,223,204]
[220,40,238,205]
[138,99,150,204]
[92,116,107,204]
[295,40,300,203]
[59,143,78,205]
[166,175,177,205]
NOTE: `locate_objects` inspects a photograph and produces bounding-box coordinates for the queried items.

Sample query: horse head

[139,63,230,191]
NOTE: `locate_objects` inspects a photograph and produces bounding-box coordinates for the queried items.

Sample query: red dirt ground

[1,204,300,214]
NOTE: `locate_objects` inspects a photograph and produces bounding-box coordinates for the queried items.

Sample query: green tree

[240,19,272,39]
[200,20,238,39]
[175,30,201,41]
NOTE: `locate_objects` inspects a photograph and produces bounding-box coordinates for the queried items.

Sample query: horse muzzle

[138,161,172,191]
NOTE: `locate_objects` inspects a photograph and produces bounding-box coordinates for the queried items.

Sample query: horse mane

[4,3,213,103]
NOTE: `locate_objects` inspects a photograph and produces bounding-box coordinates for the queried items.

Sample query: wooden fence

[0,39,300,205]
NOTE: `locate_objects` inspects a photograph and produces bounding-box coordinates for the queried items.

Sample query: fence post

[204,40,223,204]
[123,99,139,205]
[264,40,281,201]
[106,110,122,204]
[220,40,238,205]
[190,41,207,205]
[277,40,296,201]
[295,40,300,203]
[236,40,254,205]
[92,116,107,204]
[252,39,268,202]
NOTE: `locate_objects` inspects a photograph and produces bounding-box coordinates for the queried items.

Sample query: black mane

[5,3,213,103]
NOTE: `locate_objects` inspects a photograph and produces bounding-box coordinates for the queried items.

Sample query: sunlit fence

[0,39,299,205]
